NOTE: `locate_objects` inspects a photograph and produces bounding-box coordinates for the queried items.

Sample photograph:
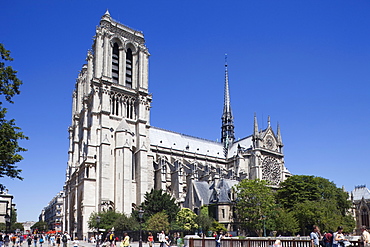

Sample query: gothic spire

[253,113,259,137]
[277,122,282,144]
[221,54,235,150]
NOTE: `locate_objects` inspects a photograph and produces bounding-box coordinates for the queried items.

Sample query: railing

[187,237,362,247]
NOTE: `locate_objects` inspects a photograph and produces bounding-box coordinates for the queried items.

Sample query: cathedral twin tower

[64,11,291,237]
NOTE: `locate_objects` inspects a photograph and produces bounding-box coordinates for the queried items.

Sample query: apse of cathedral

[64,11,291,237]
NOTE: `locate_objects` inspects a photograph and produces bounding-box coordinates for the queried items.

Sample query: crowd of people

[310,225,370,247]
[0,232,70,247]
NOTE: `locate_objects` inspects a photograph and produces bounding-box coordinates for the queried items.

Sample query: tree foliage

[276,175,351,214]
[271,208,299,236]
[0,43,27,190]
[140,189,180,223]
[195,206,214,232]
[114,213,139,232]
[88,211,122,232]
[31,221,48,232]
[276,175,355,235]
[175,208,198,231]
[145,211,170,232]
[235,179,276,236]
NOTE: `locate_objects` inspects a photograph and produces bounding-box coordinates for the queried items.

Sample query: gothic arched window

[126,48,133,88]
[362,208,369,227]
[112,43,119,84]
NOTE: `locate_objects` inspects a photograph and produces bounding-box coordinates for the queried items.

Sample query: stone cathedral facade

[64,11,291,237]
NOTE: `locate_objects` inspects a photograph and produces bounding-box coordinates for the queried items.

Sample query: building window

[222,209,225,219]
[362,208,369,227]
[112,43,119,84]
[126,48,133,88]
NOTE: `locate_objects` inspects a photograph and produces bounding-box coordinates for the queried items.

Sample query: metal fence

[187,237,362,247]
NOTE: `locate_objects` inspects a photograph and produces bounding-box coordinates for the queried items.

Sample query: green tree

[210,220,227,233]
[88,211,121,232]
[276,175,351,215]
[0,223,5,232]
[31,221,48,232]
[271,208,299,236]
[0,44,28,190]
[175,208,198,231]
[235,179,276,236]
[11,222,24,232]
[114,214,139,232]
[196,206,214,233]
[140,189,180,223]
[145,211,170,232]
[276,175,355,234]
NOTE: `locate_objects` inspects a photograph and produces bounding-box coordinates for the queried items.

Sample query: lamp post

[4,214,10,233]
[262,215,266,237]
[138,209,144,247]
[96,216,101,247]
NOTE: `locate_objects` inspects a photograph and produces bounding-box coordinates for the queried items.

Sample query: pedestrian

[361,226,370,246]
[310,225,321,247]
[215,231,223,247]
[120,233,129,247]
[61,233,68,247]
[39,236,44,247]
[273,240,282,247]
[56,235,61,247]
[323,231,333,247]
[32,235,37,247]
[158,231,165,247]
[72,237,79,247]
[333,226,347,247]
[147,232,154,247]
[27,237,32,247]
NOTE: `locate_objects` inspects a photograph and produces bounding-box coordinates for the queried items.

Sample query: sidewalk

[65,241,142,247]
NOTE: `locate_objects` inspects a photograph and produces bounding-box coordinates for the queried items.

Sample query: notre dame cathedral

[63,11,291,238]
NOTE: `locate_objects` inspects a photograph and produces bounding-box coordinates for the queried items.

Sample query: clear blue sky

[1,1,370,222]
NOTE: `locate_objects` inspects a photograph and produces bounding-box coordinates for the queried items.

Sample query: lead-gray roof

[149,127,225,158]
[352,186,370,201]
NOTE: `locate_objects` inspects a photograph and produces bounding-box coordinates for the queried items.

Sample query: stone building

[0,190,14,226]
[41,191,64,233]
[351,185,370,234]
[64,11,291,238]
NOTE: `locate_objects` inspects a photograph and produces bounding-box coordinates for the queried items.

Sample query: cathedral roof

[192,178,238,204]
[227,135,253,158]
[193,181,211,204]
[149,127,225,159]
[216,179,238,203]
[352,186,370,201]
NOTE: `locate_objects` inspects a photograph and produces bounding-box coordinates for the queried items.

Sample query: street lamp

[138,209,144,247]
[262,215,266,237]
[4,214,10,233]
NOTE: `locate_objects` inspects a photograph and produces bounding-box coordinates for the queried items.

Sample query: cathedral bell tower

[65,10,152,238]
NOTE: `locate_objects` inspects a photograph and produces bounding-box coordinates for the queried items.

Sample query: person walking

[158,231,165,247]
[61,233,68,247]
[120,233,129,247]
[26,237,32,247]
[310,225,321,247]
[147,233,154,247]
[215,231,223,247]
[55,235,61,247]
[333,226,347,247]
[361,226,370,247]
